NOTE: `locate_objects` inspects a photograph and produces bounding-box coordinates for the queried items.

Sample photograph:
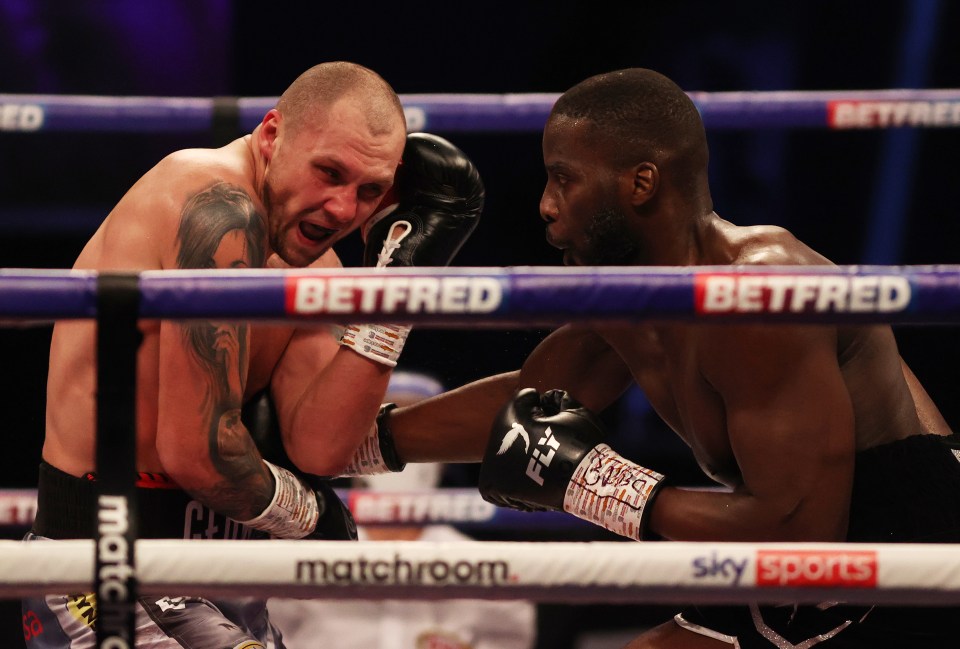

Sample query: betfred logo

[350,491,497,524]
[757,550,877,588]
[285,275,502,316]
[828,100,960,129]
[0,104,44,131]
[694,274,910,315]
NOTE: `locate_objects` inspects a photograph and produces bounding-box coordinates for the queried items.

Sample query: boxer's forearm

[390,370,520,463]
[648,485,847,542]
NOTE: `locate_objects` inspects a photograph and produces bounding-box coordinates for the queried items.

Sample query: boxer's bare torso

[43,139,322,477]
[519,216,951,541]
[43,94,406,520]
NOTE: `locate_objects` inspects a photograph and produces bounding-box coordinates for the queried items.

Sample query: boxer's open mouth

[299,222,336,243]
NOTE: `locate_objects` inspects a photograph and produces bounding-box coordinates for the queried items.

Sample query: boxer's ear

[630,162,658,207]
[258,109,282,161]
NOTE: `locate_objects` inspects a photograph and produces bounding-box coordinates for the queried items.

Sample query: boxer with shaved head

[380,68,960,648]
[26,61,482,649]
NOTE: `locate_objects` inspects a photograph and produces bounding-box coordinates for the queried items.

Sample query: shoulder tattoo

[173,182,271,502]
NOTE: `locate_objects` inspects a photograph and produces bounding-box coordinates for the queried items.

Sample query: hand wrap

[338,403,406,476]
[479,389,665,540]
[239,460,357,540]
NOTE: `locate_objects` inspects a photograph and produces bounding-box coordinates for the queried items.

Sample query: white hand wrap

[339,323,411,367]
[562,443,665,541]
[239,461,320,539]
[338,402,406,476]
[341,212,414,366]
[338,425,392,476]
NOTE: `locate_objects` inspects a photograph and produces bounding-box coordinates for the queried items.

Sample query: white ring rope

[2,539,958,605]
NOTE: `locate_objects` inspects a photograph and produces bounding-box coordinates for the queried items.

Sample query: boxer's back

[726,221,951,447]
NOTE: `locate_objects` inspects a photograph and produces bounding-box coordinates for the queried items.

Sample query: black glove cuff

[377,403,407,472]
[307,479,358,541]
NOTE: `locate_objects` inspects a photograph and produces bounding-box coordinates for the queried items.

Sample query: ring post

[94,273,142,649]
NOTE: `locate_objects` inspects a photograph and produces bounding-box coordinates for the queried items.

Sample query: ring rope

[1,89,960,133]
[0,488,586,531]
[3,271,958,614]
[1,266,958,324]
[2,538,958,605]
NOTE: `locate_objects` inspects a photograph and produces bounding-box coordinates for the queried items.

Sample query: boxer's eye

[315,165,341,182]
[359,184,384,201]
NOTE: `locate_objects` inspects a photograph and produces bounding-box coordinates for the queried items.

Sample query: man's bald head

[277,61,406,136]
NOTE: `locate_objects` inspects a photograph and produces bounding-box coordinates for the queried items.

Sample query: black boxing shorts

[31,461,268,541]
[675,434,960,648]
[23,462,282,649]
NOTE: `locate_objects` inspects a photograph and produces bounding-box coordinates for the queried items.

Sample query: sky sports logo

[694,274,911,315]
[296,554,512,586]
[692,549,878,588]
[757,550,877,588]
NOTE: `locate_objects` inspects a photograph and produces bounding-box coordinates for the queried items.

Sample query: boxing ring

[3,267,960,596]
[2,88,960,647]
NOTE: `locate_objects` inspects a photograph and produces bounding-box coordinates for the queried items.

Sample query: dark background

[1,1,959,647]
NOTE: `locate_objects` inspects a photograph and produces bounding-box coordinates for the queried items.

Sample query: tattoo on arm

[174,182,272,519]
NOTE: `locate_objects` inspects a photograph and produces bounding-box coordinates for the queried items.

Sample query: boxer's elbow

[155,429,217,490]
[766,495,847,542]
[282,435,354,477]
[157,449,211,491]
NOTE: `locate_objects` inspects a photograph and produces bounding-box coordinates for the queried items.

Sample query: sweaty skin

[43,92,406,521]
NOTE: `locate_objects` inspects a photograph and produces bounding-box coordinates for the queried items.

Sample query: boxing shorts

[676,434,960,648]
[31,461,269,540]
[23,462,283,649]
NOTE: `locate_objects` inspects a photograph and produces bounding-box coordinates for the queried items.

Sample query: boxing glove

[340,133,484,367]
[242,389,292,469]
[362,131,484,268]
[240,460,358,540]
[479,389,665,541]
[303,475,359,540]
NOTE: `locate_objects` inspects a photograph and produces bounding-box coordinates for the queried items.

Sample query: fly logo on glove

[496,421,531,455]
[494,421,560,486]
[526,426,560,486]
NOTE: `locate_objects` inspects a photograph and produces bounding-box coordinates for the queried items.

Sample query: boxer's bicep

[520,325,633,413]
[703,325,855,540]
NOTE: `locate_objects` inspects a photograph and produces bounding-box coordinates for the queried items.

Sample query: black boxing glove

[241,389,293,469]
[362,131,483,268]
[339,133,484,367]
[479,389,665,541]
[303,476,358,540]
[238,460,357,540]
